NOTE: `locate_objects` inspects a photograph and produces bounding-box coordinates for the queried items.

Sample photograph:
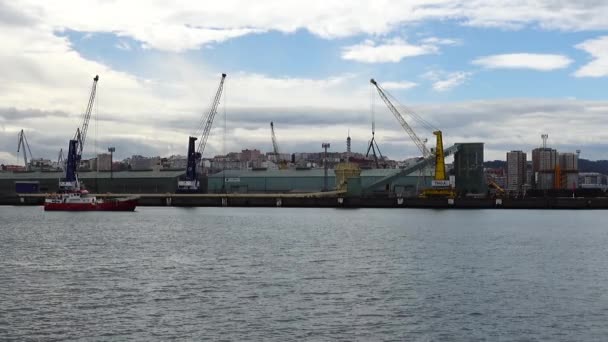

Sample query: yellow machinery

[335,162,361,191]
[486,176,506,198]
[420,131,456,198]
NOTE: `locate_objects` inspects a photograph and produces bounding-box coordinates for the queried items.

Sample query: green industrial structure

[207,168,435,196]
[452,143,486,195]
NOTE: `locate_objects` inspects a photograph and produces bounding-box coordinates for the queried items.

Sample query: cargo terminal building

[0,170,187,195]
[207,168,436,196]
[0,168,437,197]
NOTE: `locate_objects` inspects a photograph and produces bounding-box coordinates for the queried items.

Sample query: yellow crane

[370,79,455,198]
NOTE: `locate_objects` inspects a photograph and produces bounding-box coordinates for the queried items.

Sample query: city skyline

[1,1,608,165]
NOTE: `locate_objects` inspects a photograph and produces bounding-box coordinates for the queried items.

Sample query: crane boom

[270,122,280,155]
[196,73,227,155]
[17,129,33,171]
[74,75,99,157]
[270,121,288,169]
[370,79,431,158]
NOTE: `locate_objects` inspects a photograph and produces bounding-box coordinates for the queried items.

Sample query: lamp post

[322,143,330,191]
[108,147,115,180]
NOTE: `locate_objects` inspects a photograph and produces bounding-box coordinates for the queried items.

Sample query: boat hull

[44,198,137,211]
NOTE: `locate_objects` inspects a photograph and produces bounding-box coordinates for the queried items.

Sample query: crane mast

[179,73,226,192]
[60,75,99,191]
[433,131,446,181]
[370,79,431,158]
[17,129,34,171]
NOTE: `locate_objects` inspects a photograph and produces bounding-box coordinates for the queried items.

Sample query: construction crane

[17,129,34,171]
[59,75,99,192]
[270,121,288,170]
[178,73,227,192]
[370,78,455,198]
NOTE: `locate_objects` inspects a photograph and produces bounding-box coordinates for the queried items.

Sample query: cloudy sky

[1,0,608,165]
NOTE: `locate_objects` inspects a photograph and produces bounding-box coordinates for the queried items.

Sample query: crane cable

[377,82,438,132]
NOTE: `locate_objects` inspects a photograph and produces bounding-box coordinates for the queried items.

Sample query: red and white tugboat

[44,74,137,212]
[44,189,137,211]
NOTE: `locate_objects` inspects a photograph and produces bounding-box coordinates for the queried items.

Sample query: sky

[1,0,608,165]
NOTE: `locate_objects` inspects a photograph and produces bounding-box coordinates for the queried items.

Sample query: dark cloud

[2,99,608,162]
[0,107,69,121]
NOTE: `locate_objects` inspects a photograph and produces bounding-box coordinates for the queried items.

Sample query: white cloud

[2,1,608,163]
[4,1,608,52]
[423,70,472,92]
[420,37,461,46]
[380,81,418,90]
[341,38,438,63]
[472,53,573,71]
[574,36,608,78]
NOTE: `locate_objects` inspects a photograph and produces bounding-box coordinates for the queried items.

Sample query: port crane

[370,78,455,198]
[17,129,34,171]
[178,73,226,192]
[270,121,288,170]
[60,75,99,192]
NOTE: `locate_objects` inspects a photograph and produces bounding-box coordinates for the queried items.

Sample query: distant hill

[484,160,506,169]
[578,159,608,174]
[483,159,608,174]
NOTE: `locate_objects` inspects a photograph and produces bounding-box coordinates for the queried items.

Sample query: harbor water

[1,207,608,341]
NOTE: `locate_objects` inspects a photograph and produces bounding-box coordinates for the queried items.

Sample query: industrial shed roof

[210,169,334,178]
[209,168,408,178]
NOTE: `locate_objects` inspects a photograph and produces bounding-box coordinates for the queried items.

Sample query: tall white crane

[178,73,227,192]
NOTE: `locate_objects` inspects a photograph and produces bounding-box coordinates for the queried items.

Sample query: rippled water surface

[1,206,608,341]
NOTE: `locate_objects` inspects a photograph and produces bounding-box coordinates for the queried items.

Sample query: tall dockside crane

[17,129,34,171]
[270,121,288,170]
[60,75,99,192]
[370,78,455,198]
[177,73,227,192]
